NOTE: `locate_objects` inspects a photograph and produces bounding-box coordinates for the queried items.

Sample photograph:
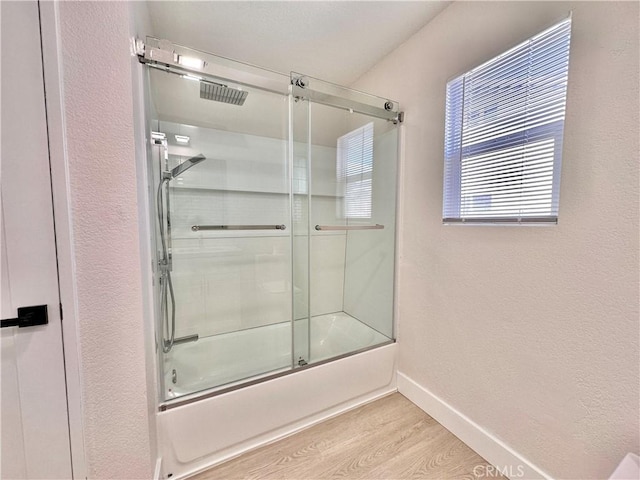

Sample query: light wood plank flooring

[190,393,502,480]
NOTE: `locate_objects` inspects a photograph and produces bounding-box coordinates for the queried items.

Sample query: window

[337,122,374,219]
[443,18,571,224]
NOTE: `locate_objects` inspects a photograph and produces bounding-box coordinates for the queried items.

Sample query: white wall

[354,2,639,478]
[57,2,154,477]
[129,0,161,472]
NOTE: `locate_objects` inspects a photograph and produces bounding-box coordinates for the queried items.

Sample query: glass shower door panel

[149,68,294,399]
[291,97,311,367]
[307,103,397,365]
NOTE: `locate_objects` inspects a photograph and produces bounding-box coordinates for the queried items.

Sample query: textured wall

[128,0,160,472]
[354,2,639,478]
[58,2,153,477]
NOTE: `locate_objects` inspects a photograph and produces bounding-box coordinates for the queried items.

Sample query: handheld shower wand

[168,154,206,178]
[157,154,206,353]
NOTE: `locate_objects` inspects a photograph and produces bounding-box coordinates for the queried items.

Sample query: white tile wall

[161,118,396,341]
[310,234,346,316]
[161,120,288,194]
[163,122,351,339]
[171,236,291,339]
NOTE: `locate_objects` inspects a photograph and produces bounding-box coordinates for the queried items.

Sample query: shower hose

[157,178,176,353]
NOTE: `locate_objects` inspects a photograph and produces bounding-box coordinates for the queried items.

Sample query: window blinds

[337,122,374,219]
[443,17,571,224]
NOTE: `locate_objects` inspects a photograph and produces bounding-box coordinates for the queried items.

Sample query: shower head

[169,154,206,179]
[200,80,248,106]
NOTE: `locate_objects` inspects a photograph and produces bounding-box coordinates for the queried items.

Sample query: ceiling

[147,1,451,86]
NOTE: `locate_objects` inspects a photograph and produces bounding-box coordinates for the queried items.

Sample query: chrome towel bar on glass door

[164,334,198,348]
[314,224,384,231]
[191,224,286,231]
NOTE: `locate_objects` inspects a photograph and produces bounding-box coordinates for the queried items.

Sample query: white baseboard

[397,372,552,480]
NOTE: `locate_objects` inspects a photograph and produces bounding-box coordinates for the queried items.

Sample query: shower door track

[137,37,289,96]
[136,38,404,124]
[158,339,395,412]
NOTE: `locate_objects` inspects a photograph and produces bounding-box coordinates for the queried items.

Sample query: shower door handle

[1,304,48,328]
[191,224,286,231]
[314,224,384,231]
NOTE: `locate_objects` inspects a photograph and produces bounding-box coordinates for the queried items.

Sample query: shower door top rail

[291,72,403,124]
[192,224,286,231]
[314,224,384,231]
[138,37,290,95]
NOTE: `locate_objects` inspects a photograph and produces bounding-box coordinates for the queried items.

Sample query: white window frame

[443,17,572,225]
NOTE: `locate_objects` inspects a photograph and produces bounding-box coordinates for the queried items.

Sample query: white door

[1,1,73,478]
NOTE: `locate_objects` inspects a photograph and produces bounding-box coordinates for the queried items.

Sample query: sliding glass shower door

[147,62,295,399]
[142,39,400,402]
[291,74,399,367]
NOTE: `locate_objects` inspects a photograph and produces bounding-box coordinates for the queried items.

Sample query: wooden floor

[190,393,501,480]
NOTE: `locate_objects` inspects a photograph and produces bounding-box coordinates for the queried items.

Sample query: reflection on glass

[337,122,374,219]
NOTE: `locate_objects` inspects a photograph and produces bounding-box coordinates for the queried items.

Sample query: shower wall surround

[162,120,398,342]
[162,120,355,339]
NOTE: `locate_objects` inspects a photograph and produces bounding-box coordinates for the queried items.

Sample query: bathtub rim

[159,338,395,411]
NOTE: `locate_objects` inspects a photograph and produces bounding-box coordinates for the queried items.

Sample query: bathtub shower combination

[138,38,402,478]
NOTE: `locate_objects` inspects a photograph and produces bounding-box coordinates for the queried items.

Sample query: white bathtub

[164,312,390,398]
[158,339,397,479]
